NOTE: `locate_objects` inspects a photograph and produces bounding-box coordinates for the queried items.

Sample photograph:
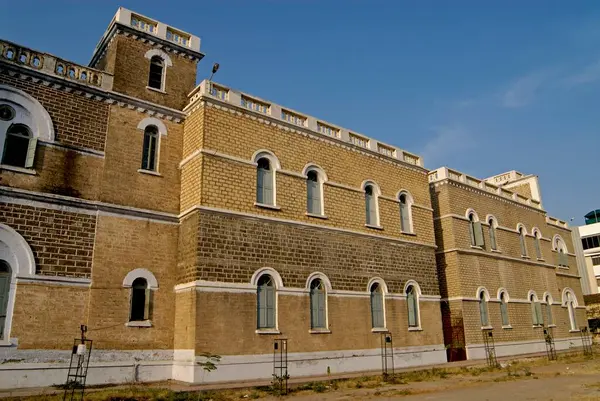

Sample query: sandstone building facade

[0,7,587,389]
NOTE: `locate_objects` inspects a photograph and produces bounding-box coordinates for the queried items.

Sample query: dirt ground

[5,353,600,400]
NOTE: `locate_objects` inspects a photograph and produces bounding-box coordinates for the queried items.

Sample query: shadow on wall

[38,146,82,198]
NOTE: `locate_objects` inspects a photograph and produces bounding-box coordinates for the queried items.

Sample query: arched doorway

[0,260,10,339]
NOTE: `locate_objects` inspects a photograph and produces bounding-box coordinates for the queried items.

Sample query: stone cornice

[188,97,428,175]
[89,23,204,69]
[0,63,185,123]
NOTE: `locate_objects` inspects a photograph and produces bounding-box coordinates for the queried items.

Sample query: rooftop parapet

[186,80,424,169]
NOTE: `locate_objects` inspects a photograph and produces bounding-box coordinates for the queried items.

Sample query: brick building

[0,7,587,389]
[429,168,587,360]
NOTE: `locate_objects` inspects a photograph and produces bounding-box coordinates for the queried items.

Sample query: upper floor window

[545,295,553,326]
[257,274,276,329]
[141,125,159,171]
[370,282,385,329]
[256,158,274,205]
[2,123,36,168]
[582,235,600,250]
[518,225,528,256]
[533,229,543,260]
[488,217,498,250]
[305,168,324,216]
[309,278,327,330]
[398,191,413,233]
[364,182,380,227]
[148,56,164,90]
[467,210,484,247]
[553,235,569,267]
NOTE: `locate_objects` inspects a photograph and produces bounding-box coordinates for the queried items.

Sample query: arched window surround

[529,290,543,326]
[517,223,528,257]
[553,235,569,267]
[302,164,327,216]
[253,150,280,207]
[137,118,167,174]
[466,209,483,247]
[532,227,543,260]
[367,277,387,330]
[306,272,330,331]
[362,180,381,227]
[486,215,499,251]
[122,268,158,327]
[404,280,421,330]
[498,288,510,327]
[252,267,283,332]
[543,292,554,327]
[397,190,414,234]
[561,288,579,331]
[477,287,491,328]
[144,50,172,92]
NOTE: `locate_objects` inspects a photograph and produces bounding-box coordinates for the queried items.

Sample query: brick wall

[0,73,108,152]
[187,209,439,295]
[0,203,95,277]
[104,35,197,110]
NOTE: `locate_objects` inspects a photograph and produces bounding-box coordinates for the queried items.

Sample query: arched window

[479,291,489,327]
[364,183,380,226]
[565,291,578,331]
[530,293,543,326]
[468,213,476,246]
[148,56,164,90]
[0,260,11,340]
[141,125,159,171]
[399,192,413,233]
[406,285,419,328]
[256,158,274,205]
[2,123,36,168]
[554,236,569,267]
[518,226,528,256]
[309,278,327,329]
[533,229,543,260]
[488,217,498,250]
[370,282,385,329]
[467,211,484,247]
[306,170,322,215]
[257,274,276,329]
[499,291,509,326]
[130,277,149,322]
[545,295,553,326]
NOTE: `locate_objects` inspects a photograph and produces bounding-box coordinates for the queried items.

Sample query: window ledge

[309,329,331,334]
[0,339,17,347]
[557,266,569,270]
[255,329,281,335]
[305,213,328,220]
[536,258,545,262]
[0,164,36,175]
[521,255,531,259]
[137,169,162,177]
[254,202,281,211]
[548,324,557,328]
[371,327,388,333]
[401,231,417,236]
[365,224,384,230]
[502,325,513,330]
[569,329,581,333]
[146,86,167,94]
[491,249,502,253]
[480,326,493,330]
[532,325,543,329]
[408,327,423,332]
[126,320,152,328]
[470,245,483,250]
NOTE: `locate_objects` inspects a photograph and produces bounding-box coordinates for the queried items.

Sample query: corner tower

[89,7,204,110]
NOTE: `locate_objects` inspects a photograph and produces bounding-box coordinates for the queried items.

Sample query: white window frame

[397,190,414,234]
[486,215,499,251]
[561,287,579,332]
[305,272,332,332]
[528,290,543,327]
[302,164,327,217]
[517,223,528,257]
[404,280,422,330]
[122,268,159,327]
[476,287,491,329]
[532,227,543,260]
[251,267,283,334]
[367,277,388,331]
[553,234,569,267]
[137,117,167,175]
[362,180,381,228]
[252,150,280,209]
[144,49,172,93]
[497,288,511,328]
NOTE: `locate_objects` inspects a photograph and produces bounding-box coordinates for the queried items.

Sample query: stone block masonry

[0,202,95,277]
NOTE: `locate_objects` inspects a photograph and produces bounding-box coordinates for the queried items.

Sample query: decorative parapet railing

[428,167,545,210]
[546,216,568,228]
[188,80,424,168]
[0,39,113,90]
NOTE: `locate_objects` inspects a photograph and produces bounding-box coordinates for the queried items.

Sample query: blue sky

[1,1,599,224]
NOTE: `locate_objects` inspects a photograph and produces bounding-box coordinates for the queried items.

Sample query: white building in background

[576,210,600,294]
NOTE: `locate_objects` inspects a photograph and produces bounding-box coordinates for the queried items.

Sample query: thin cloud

[420,125,476,169]
[501,70,554,108]
[562,60,600,87]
